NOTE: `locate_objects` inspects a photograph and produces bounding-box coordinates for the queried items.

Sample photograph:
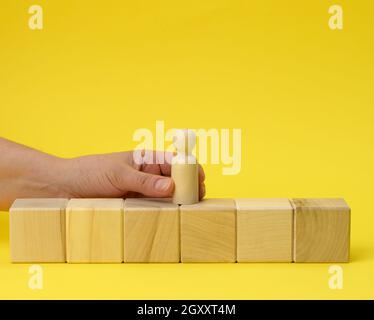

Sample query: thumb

[125,168,174,197]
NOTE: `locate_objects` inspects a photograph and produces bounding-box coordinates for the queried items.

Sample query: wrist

[20,155,73,199]
[43,157,75,198]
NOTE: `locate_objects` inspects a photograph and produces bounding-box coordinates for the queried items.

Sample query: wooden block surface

[124,198,179,262]
[10,198,68,263]
[181,198,236,262]
[66,198,124,263]
[292,198,350,263]
[236,198,293,262]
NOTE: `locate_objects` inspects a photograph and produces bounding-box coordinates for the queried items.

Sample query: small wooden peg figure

[171,129,199,205]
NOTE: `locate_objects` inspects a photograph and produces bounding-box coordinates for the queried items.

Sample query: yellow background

[0,0,373,299]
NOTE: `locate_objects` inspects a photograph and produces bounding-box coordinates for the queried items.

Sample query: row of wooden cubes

[9,198,350,263]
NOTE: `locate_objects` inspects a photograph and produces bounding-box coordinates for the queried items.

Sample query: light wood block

[292,198,350,263]
[10,198,68,263]
[181,199,236,262]
[66,198,124,263]
[236,198,293,262]
[124,198,179,262]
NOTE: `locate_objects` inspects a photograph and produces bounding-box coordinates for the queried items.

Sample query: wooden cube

[236,198,293,262]
[9,198,68,263]
[180,199,236,262]
[292,198,350,262]
[66,198,124,263]
[124,198,179,262]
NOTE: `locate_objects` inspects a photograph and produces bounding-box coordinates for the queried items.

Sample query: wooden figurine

[171,129,199,205]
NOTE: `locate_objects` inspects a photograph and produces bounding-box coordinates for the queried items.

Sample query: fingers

[198,164,205,183]
[199,181,206,200]
[125,169,205,200]
[128,150,206,199]
[140,150,174,177]
[133,150,205,181]
[125,168,174,198]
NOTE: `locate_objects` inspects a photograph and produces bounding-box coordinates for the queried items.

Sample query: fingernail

[155,178,172,192]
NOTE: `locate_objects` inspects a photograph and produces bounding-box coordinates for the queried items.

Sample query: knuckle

[136,174,151,189]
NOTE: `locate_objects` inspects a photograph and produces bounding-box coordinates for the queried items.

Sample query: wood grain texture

[171,129,199,205]
[124,198,179,262]
[236,198,293,262]
[66,198,124,263]
[10,198,68,263]
[171,163,199,205]
[180,199,236,262]
[292,198,350,263]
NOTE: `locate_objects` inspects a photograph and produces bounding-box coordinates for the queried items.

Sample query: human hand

[60,150,206,200]
[0,138,205,210]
